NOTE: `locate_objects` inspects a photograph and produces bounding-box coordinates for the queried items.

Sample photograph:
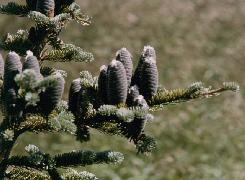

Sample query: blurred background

[1,0,245,179]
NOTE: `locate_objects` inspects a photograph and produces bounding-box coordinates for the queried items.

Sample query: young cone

[4,52,22,91]
[107,60,128,105]
[68,78,81,115]
[127,115,147,141]
[133,95,149,109]
[126,85,140,106]
[98,65,108,104]
[39,74,65,115]
[0,53,4,78]
[23,51,43,80]
[116,48,133,87]
[36,0,55,17]
[131,46,156,87]
[5,88,22,122]
[140,57,158,100]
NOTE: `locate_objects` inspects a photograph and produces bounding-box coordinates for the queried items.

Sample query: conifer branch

[54,150,124,167]
[41,44,94,62]
[0,2,29,16]
[64,3,92,26]
[0,30,31,55]
[61,169,97,180]
[148,82,240,111]
[5,166,49,180]
[5,145,124,176]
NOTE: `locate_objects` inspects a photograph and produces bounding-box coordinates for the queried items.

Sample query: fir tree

[0,1,239,179]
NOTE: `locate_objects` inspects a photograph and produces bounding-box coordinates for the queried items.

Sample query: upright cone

[140,57,158,100]
[68,78,81,115]
[4,52,22,92]
[116,48,133,87]
[5,88,23,122]
[23,51,43,80]
[107,60,128,105]
[39,74,65,115]
[126,85,140,106]
[98,65,108,104]
[131,46,156,87]
[127,115,147,141]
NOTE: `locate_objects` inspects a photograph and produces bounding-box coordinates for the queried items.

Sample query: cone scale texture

[4,52,22,91]
[107,60,128,105]
[39,75,65,115]
[68,78,81,115]
[98,65,108,104]
[23,51,43,80]
[116,48,133,87]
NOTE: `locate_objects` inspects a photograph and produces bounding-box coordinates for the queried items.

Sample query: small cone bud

[4,52,22,91]
[127,115,147,141]
[98,65,108,104]
[23,51,43,80]
[140,57,158,100]
[39,75,65,115]
[133,95,149,109]
[116,48,133,87]
[5,88,23,122]
[68,78,81,114]
[77,86,87,118]
[36,0,55,17]
[107,60,128,105]
[126,85,140,106]
[5,88,17,114]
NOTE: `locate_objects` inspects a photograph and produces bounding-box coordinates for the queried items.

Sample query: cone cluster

[0,51,64,120]
[97,46,159,107]
[67,46,158,141]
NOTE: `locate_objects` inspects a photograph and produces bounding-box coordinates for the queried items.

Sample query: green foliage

[54,150,124,167]
[0,30,31,55]
[0,2,29,16]
[61,169,97,180]
[42,44,94,62]
[5,167,49,180]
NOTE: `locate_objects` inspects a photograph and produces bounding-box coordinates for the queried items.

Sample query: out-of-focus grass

[1,0,245,179]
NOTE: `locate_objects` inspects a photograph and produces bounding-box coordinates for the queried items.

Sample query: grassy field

[1,0,245,179]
